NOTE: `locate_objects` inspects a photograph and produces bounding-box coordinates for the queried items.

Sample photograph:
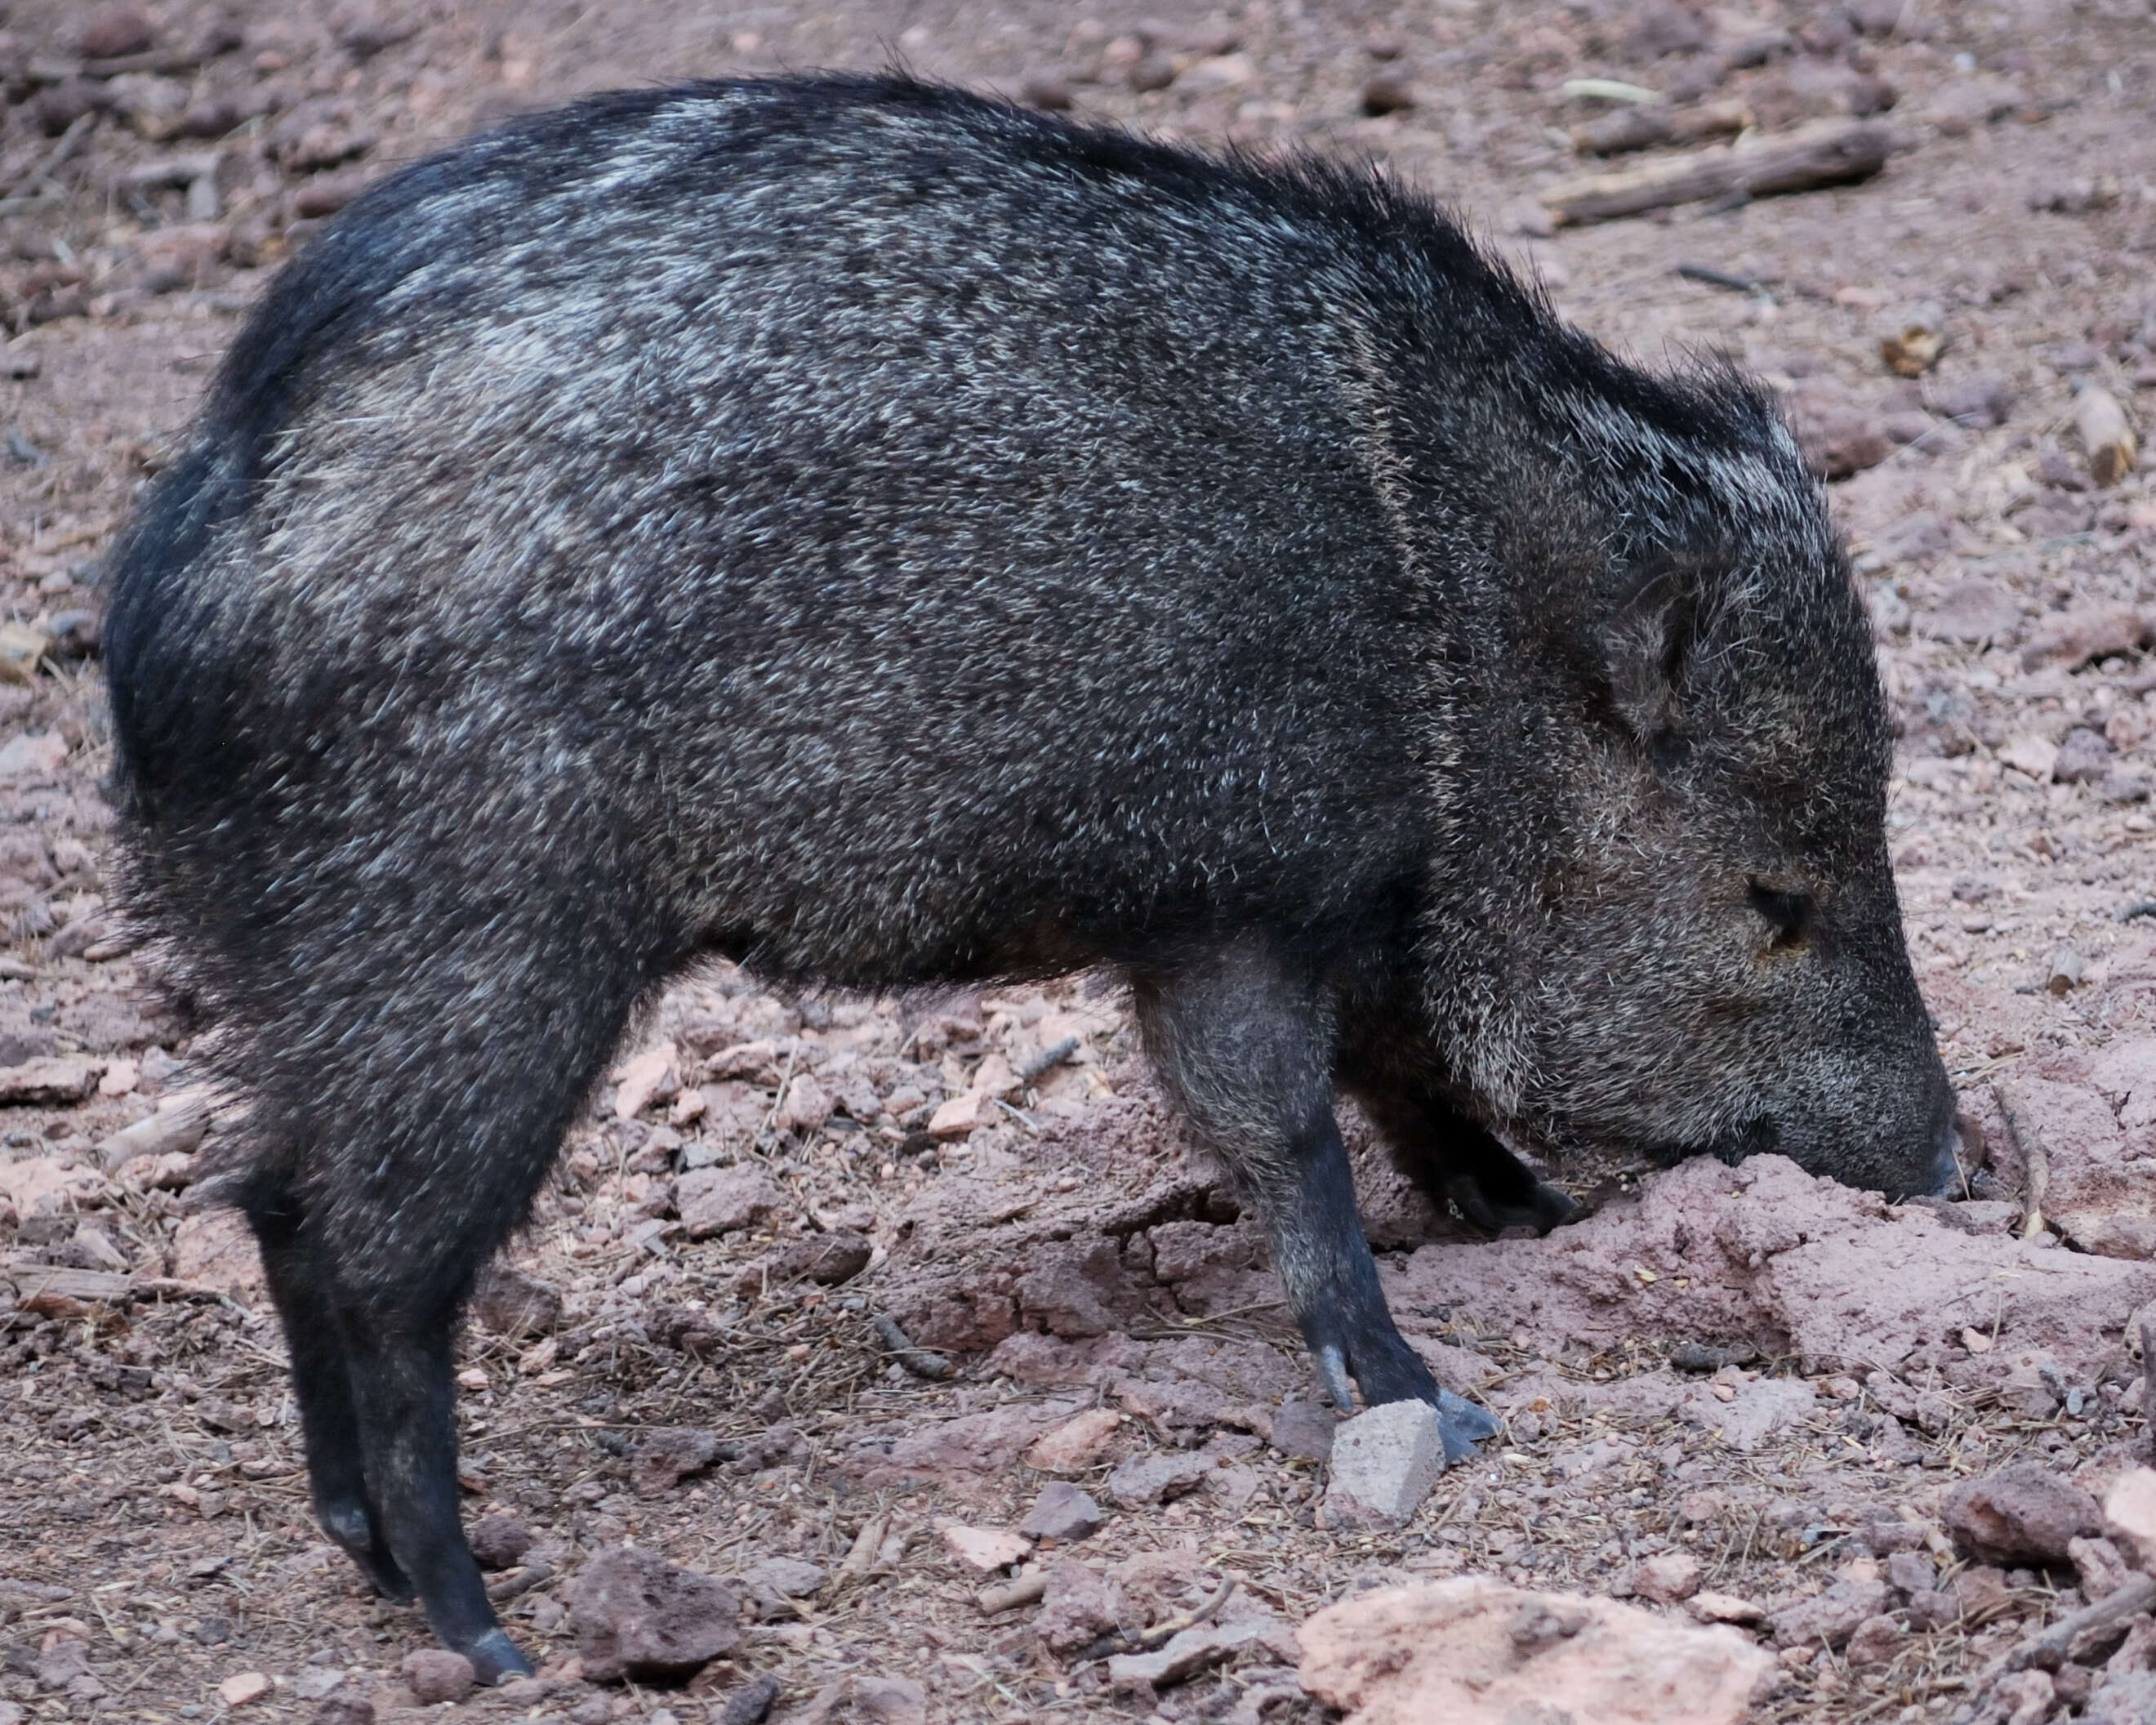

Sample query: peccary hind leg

[1349,1084,1580,1236]
[1132,944,1499,1460]
[243,1180,413,1605]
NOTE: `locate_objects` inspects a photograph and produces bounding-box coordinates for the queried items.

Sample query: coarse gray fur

[103,74,1956,1677]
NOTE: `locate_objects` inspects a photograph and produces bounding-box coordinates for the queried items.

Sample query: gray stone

[1323,1400,1446,1530]
[1104,1451,1209,1509]
[572,1545,741,1683]
[1018,1482,1105,1542]
[1764,1578,1891,1649]
[1269,1400,1336,1463]
[1106,1620,1266,1690]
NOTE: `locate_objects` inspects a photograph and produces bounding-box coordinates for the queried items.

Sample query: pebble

[1631,1552,1702,1604]
[572,1546,740,1683]
[1034,1560,1118,1655]
[399,1650,474,1705]
[1268,1400,1336,1463]
[1884,1549,1937,1597]
[1944,1461,2103,1565]
[2104,1468,2156,1568]
[1018,1482,1104,1543]
[1322,1401,1447,1531]
[1024,1407,1123,1473]
[768,1229,871,1286]
[940,1525,1030,1573]
[77,7,155,58]
[468,1513,534,1571]
[468,1264,563,1338]
[1104,1451,1210,1509]
[1764,1578,1890,1649]
[1106,1620,1266,1691]
[718,1675,782,1725]
[215,1673,271,1709]
[676,1166,786,1237]
[1361,72,1414,115]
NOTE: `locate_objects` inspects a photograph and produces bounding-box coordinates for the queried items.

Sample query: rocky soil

[0,0,2154,1721]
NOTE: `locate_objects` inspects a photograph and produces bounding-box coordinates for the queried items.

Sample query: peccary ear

[1604,564,1699,763]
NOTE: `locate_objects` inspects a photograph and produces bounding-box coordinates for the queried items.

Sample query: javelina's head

[1440,380,1956,1201]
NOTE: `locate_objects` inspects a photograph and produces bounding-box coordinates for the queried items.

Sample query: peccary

[104,75,1957,1678]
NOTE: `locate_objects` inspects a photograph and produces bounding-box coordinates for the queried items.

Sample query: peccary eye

[1748,880,1815,952]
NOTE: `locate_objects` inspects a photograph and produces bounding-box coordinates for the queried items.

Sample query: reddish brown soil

[1,2,2154,1723]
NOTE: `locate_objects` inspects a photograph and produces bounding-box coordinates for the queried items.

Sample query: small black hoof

[321,1501,416,1603]
[465,1629,534,1686]
[1446,1175,1581,1237]
[1432,1388,1501,1464]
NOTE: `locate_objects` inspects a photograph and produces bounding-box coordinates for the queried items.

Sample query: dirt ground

[1,0,2154,1721]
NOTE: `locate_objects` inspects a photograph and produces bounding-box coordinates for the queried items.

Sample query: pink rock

[571,1546,739,1683]
[2019,604,2153,673]
[172,1210,267,1299]
[1917,577,2021,644]
[1298,1579,1775,1724]
[399,1650,474,1705]
[1843,1615,1904,1668]
[612,1043,677,1119]
[675,1166,785,1237]
[2103,1468,2156,1569]
[1025,1408,1124,1473]
[927,1090,987,1138]
[939,1524,1028,1573]
[1035,1559,1119,1656]
[1944,1461,2103,1565]
[77,7,156,57]
[773,1075,831,1134]
[1631,1552,1703,1604]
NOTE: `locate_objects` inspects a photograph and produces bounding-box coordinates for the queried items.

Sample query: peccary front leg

[1346,1082,1579,1236]
[1131,943,1499,1459]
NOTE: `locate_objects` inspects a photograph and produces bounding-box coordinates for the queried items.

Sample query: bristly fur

[102,74,1952,1673]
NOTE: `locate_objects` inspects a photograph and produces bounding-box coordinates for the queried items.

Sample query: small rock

[316,1698,376,1725]
[2067,1536,2135,1600]
[794,1675,925,1725]
[1018,1482,1104,1543]
[1944,1461,2103,1565]
[1953,1565,2011,1620]
[1885,1549,1938,1597]
[1107,1620,1266,1690]
[1104,1451,1209,1509]
[216,1672,272,1709]
[2103,1468,2156,1569]
[2020,604,2152,673]
[1018,74,1072,110]
[1632,1552,1703,1604]
[1127,51,1176,92]
[1924,78,2025,135]
[77,6,155,57]
[1916,577,2020,644]
[1268,1400,1336,1463]
[0,1054,104,1104]
[718,1675,781,1725]
[768,1229,871,1286]
[1931,373,2016,427]
[614,1044,678,1119]
[468,1264,563,1337]
[1999,734,2060,781]
[468,1513,533,1570]
[1686,1592,1764,1625]
[400,1650,475,1705]
[925,1090,987,1139]
[1035,1559,1119,1655]
[1025,1407,1123,1473]
[676,1166,785,1237]
[1361,72,1414,115]
[1323,1401,1447,1531]
[2054,729,2114,784]
[572,1546,740,1683]
[1764,1578,1891,1650]
[1784,382,1891,479]
[1844,1614,1904,1667]
[632,1429,720,1495]
[1905,1586,1959,1630]
[741,1556,826,1618]
[941,1525,1029,1573]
